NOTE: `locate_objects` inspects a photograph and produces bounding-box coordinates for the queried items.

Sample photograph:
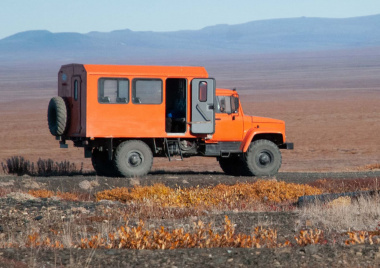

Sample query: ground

[1,49,380,266]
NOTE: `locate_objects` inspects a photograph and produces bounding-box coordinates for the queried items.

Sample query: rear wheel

[114,140,153,177]
[244,139,282,176]
[91,149,119,177]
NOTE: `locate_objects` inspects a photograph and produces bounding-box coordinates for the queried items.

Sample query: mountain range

[1,14,380,62]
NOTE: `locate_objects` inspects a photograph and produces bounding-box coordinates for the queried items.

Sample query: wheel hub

[128,151,143,167]
[258,152,271,166]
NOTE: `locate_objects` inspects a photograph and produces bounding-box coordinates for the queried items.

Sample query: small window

[132,79,162,104]
[216,96,232,113]
[98,78,129,104]
[74,80,78,101]
[231,95,239,113]
[199,81,207,102]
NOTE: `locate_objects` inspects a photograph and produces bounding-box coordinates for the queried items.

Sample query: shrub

[1,156,33,176]
[1,156,84,176]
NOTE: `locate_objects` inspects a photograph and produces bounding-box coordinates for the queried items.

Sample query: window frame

[74,80,79,101]
[199,81,208,102]
[98,77,130,104]
[132,78,163,105]
[216,95,239,114]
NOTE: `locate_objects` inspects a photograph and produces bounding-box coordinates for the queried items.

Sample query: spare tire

[47,97,68,136]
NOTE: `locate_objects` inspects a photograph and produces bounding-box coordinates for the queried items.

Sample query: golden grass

[2,216,293,249]
[95,180,322,208]
[78,216,289,249]
[365,163,380,170]
[28,189,80,201]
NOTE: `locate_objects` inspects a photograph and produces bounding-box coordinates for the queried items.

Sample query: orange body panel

[61,64,210,138]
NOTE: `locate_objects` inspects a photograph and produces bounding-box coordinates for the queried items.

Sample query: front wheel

[219,155,248,176]
[91,149,120,177]
[244,140,282,176]
[114,140,153,177]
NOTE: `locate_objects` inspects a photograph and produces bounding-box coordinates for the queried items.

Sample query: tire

[47,97,68,136]
[244,139,282,176]
[91,149,120,177]
[114,140,153,177]
[219,155,247,176]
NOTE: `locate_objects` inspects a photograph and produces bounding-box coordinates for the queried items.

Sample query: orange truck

[48,64,293,177]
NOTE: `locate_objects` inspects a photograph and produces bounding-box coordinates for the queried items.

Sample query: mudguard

[239,128,284,152]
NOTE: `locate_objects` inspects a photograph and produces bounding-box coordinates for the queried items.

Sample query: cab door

[190,78,215,134]
[211,94,244,141]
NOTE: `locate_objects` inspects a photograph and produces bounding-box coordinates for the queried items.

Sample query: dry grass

[308,178,380,193]
[28,189,84,201]
[299,195,380,233]
[78,216,289,249]
[1,183,380,249]
[357,163,380,171]
[2,176,380,250]
[0,215,299,250]
[95,180,322,210]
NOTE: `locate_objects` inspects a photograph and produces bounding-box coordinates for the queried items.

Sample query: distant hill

[1,14,380,62]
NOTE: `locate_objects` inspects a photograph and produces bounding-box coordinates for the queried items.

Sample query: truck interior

[165,78,187,133]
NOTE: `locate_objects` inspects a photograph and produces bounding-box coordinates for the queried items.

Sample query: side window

[74,80,78,101]
[231,95,239,113]
[216,96,232,113]
[98,78,129,104]
[199,81,207,102]
[132,79,162,104]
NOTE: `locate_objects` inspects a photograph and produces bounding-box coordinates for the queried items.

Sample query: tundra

[48,64,293,177]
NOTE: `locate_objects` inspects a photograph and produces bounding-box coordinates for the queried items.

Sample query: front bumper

[279,142,294,150]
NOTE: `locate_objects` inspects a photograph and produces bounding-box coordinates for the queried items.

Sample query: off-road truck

[48,64,293,177]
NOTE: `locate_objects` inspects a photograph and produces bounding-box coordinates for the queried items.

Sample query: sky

[1,0,380,39]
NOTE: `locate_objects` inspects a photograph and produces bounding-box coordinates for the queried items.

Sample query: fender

[239,128,284,152]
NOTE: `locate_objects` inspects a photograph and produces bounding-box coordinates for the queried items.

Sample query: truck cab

[48,64,293,177]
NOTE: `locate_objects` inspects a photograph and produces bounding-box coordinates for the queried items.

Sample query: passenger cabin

[58,64,216,139]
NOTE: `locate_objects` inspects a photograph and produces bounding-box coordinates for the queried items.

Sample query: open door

[190,78,215,134]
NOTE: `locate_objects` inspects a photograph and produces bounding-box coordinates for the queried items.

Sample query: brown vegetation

[1,156,84,176]
[95,181,322,208]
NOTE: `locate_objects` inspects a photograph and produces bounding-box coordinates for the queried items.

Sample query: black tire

[219,155,247,176]
[244,139,282,176]
[91,149,120,177]
[114,140,153,177]
[48,97,68,136]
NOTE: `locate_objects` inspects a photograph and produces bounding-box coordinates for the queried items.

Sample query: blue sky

[1,0,380,39]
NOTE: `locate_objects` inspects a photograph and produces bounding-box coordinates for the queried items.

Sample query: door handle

[196,104,210,121]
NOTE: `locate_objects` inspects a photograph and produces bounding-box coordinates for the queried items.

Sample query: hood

[252,116,285,125]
